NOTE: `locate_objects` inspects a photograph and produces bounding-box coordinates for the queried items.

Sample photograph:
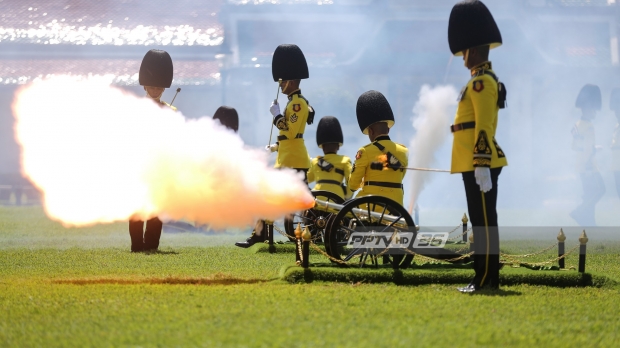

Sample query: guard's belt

[364,181,403,189]
[278,133,303,141]
[317,180,341,186]
[450,121,476,133]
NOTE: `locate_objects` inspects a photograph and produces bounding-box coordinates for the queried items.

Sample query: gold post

[557,228,566,242]
[302,226,312,242]
[294,223,303,240]
[579,230,589,245]
[578,230,588,273]
[461,213,469,225]
[557,228,566,269]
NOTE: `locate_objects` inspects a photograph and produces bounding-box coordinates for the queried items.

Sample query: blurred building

[1,0,619,209]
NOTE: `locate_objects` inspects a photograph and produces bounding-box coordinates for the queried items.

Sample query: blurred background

[1,0,620,228]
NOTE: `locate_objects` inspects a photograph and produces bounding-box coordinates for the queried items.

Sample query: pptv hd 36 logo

[347,231,449,251]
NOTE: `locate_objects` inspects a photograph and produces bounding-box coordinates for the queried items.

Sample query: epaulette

[470,70,507,109]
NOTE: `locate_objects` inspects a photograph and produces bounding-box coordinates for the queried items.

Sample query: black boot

[486,254,501,290]
[235,222,266,248]
[143,217,163,251]
[235,232,265,248]
[458,255,482,292]
[129,220,145,252]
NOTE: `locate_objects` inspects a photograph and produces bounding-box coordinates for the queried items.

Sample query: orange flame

[12,76,314,228]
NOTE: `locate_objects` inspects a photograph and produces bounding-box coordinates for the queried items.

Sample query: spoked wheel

[283,190,344,243]
[325,195,416,269]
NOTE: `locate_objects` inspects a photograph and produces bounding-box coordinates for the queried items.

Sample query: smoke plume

[408,85,458,211]
[12,76,314,228]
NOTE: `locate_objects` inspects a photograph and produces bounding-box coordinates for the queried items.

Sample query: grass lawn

[1,206,620,347]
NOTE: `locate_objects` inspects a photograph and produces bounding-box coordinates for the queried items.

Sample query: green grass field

[1,206,620,347]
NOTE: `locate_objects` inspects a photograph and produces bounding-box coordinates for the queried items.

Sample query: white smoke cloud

[12,76,313,228]
[408,84,458,211]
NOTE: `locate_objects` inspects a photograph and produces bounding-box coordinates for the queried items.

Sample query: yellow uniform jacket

[612,124,620,171]
[307,154,352,200]
[273,90,311,169]
[348,135,408,206]
[451,62,508,173]
[572,120,597,173]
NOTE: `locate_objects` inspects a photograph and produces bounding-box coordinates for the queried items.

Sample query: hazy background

[1,0,620,234]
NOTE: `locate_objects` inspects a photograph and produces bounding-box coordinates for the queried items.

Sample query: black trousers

[462,167,502,287]
[129,217,163,252]
[571,171,605,226]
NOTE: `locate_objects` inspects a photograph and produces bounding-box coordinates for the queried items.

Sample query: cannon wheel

[283,190,345,243]
[324,195,416,269]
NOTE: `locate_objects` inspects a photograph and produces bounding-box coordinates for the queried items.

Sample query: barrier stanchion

[294,224,303,265]
[557,228,566,269]
[469,233,474,253]
[462,213,468,243]
[578,230,588,273]
[302,226,311,268]
[265,220,275,253]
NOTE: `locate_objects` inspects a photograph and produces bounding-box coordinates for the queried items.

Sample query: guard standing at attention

[448,0,508,292]
[235,44,314,248]
[213,106,239,132]
[348,90,408,207]
[129,49,176,252]
[307,116,352,201]
[610,88,620,200]
[570,84,605,226]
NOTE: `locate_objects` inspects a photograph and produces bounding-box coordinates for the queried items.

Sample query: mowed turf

[1,207,620,347]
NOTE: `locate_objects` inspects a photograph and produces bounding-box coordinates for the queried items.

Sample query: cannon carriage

[278,191,471,269]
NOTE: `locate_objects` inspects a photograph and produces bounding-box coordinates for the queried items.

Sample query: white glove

[270,102,281,118]
[265,143,279,153]
[474,167,492,193]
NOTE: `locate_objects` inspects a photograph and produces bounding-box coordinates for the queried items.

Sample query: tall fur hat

[213,106,239,132]
[139,49,173,88]
[356,90,395,135]
[448,0,502,56]
[316,116,344,148]
[271,44,309,82]
[576,84,602,110]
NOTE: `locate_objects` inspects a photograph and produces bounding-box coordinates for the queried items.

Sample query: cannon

[283,192,471,269]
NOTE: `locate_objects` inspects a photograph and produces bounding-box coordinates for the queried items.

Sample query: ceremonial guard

[569,84,605,226]
[307,116,352,201]
[235,44,314,248]
[129,49,176,252]
[611,88,620,200]
[213,106,239,132]
[448,0,507,292]
[348,90,408,207]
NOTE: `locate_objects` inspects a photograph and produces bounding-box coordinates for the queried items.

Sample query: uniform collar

[470,61,492,76]
[323,152,337,155]
[287,89,301,100]
[373,135,391,142]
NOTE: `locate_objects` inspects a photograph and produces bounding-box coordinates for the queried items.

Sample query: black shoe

[457,282,479,293]
[235,233,265,248]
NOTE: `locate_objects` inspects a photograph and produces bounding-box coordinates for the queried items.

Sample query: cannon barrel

[314,198,411,229]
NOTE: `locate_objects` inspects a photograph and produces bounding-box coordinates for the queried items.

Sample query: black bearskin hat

[316,116,344,148]
[139,49,173,88]
[271,44,309,82]
[448,0,502,56]
[610,88,620,111]
[213,106,239,132]
[356,90,395,135]
[576,84,601,110]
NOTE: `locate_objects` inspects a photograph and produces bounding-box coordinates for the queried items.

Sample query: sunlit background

[1,0,620,228]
